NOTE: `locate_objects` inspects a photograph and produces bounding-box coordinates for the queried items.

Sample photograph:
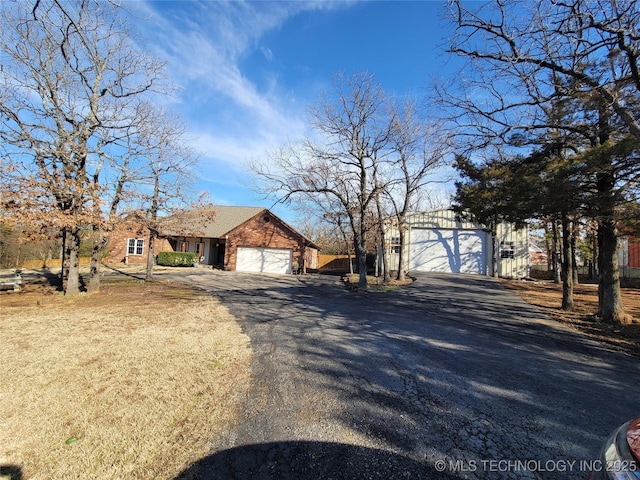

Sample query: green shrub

[157,251,198,267]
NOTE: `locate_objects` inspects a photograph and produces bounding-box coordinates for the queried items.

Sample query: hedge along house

[385,209,529,278]
[157,206,319,274]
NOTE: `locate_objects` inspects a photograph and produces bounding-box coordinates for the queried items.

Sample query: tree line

[252,72,450,288]
[1,0,197,294]
[444,0,639,325]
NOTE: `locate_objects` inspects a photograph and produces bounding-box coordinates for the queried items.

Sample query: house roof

[159,206,320,249]
[159,206,266,238]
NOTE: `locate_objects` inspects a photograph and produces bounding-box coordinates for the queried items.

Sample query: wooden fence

[18,257,92,269]
[317,254,353,271]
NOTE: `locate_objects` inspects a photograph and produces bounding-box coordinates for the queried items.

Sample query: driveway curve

[155,269,640,480]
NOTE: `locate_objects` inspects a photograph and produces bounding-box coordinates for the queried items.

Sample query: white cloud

[192,132,263,169]
[124,0,354,205]
[133,2,323,142]
[260,46,274,62]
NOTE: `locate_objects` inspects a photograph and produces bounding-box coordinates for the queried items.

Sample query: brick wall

[104,220,173,265]
[105,213,318,271]
[629,237,640,268]
[225,213,307,271]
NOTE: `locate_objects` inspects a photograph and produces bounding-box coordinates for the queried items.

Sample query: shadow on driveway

[157,269,640,480]
[174,440,461,480]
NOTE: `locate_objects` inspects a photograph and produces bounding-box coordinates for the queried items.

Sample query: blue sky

[126,1,461,222]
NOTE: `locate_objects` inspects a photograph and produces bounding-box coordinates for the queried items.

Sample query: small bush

[157,251,198,267]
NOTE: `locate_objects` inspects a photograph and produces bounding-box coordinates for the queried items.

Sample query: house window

[389,236,401,255]
[127,238,144,256]
[179,241,189,252]
[500,241,515,259]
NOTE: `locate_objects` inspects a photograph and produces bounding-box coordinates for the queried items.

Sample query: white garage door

[409,228,488,274]
[236,247,292,274]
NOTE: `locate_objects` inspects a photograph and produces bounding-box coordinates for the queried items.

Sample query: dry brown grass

[0,278,251,480]
[501,278,640,359]
[343,274,414,292]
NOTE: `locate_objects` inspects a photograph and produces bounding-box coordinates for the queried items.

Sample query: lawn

[3,269,637,479]
[502,278,640,358]
[0,277,251,480]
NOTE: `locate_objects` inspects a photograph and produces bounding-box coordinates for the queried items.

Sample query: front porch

[168,237,227,268]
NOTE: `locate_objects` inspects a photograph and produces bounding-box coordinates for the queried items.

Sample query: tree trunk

[571,227,579,285]
[357,248,367,287]
[544,222,553,273]
[382,244,389,283]
[354,232,368,288]
[60,229,67,287]
[591,229,599,282]
[62,226,81,295]
[87,235,103,293]
[377,242,390,283]
[552,220,561,284]
[87,228,109,293]
[374,195,390,284]
[374,248,379,277]
[491,225,498,277]
[598,217,628,324]
[396,223,406,281]
[561,215,574,311]
[146,230,156,281]
[594,149,629,324]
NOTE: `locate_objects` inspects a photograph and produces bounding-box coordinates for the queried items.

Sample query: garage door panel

[410,229,487,274]
[236,247,292,274]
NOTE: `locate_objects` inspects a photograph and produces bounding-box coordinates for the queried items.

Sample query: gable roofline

[234,208,320,251]
[158,205,320,249]
[406,208,529,232]
[158,206,262,238]
[226,209,320,250]
[277,216,321,250]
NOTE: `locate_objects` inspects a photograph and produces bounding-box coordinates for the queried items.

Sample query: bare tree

[83,103,197,289]
[447,0,640,142]
[86,133,134,293]
[291,198,356,271]
[385,100,448,281]
[254,72,393,287]
[0,0,167,294]
[442,0,639,324]
[133,104,199,281]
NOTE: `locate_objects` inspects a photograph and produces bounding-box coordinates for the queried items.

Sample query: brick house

[106,206,319,274]
[620,235,640,271]
[629,237,640,268]
[104,216,173,265]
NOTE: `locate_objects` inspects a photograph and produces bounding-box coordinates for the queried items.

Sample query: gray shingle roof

[159,206,266,238]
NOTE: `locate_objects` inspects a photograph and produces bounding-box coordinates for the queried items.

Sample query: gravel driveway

[156,269,640,480]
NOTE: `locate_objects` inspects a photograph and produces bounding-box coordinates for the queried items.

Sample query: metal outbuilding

[386,209,529,278]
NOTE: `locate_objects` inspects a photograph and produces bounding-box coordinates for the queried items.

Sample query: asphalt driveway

[155,269,640,480]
